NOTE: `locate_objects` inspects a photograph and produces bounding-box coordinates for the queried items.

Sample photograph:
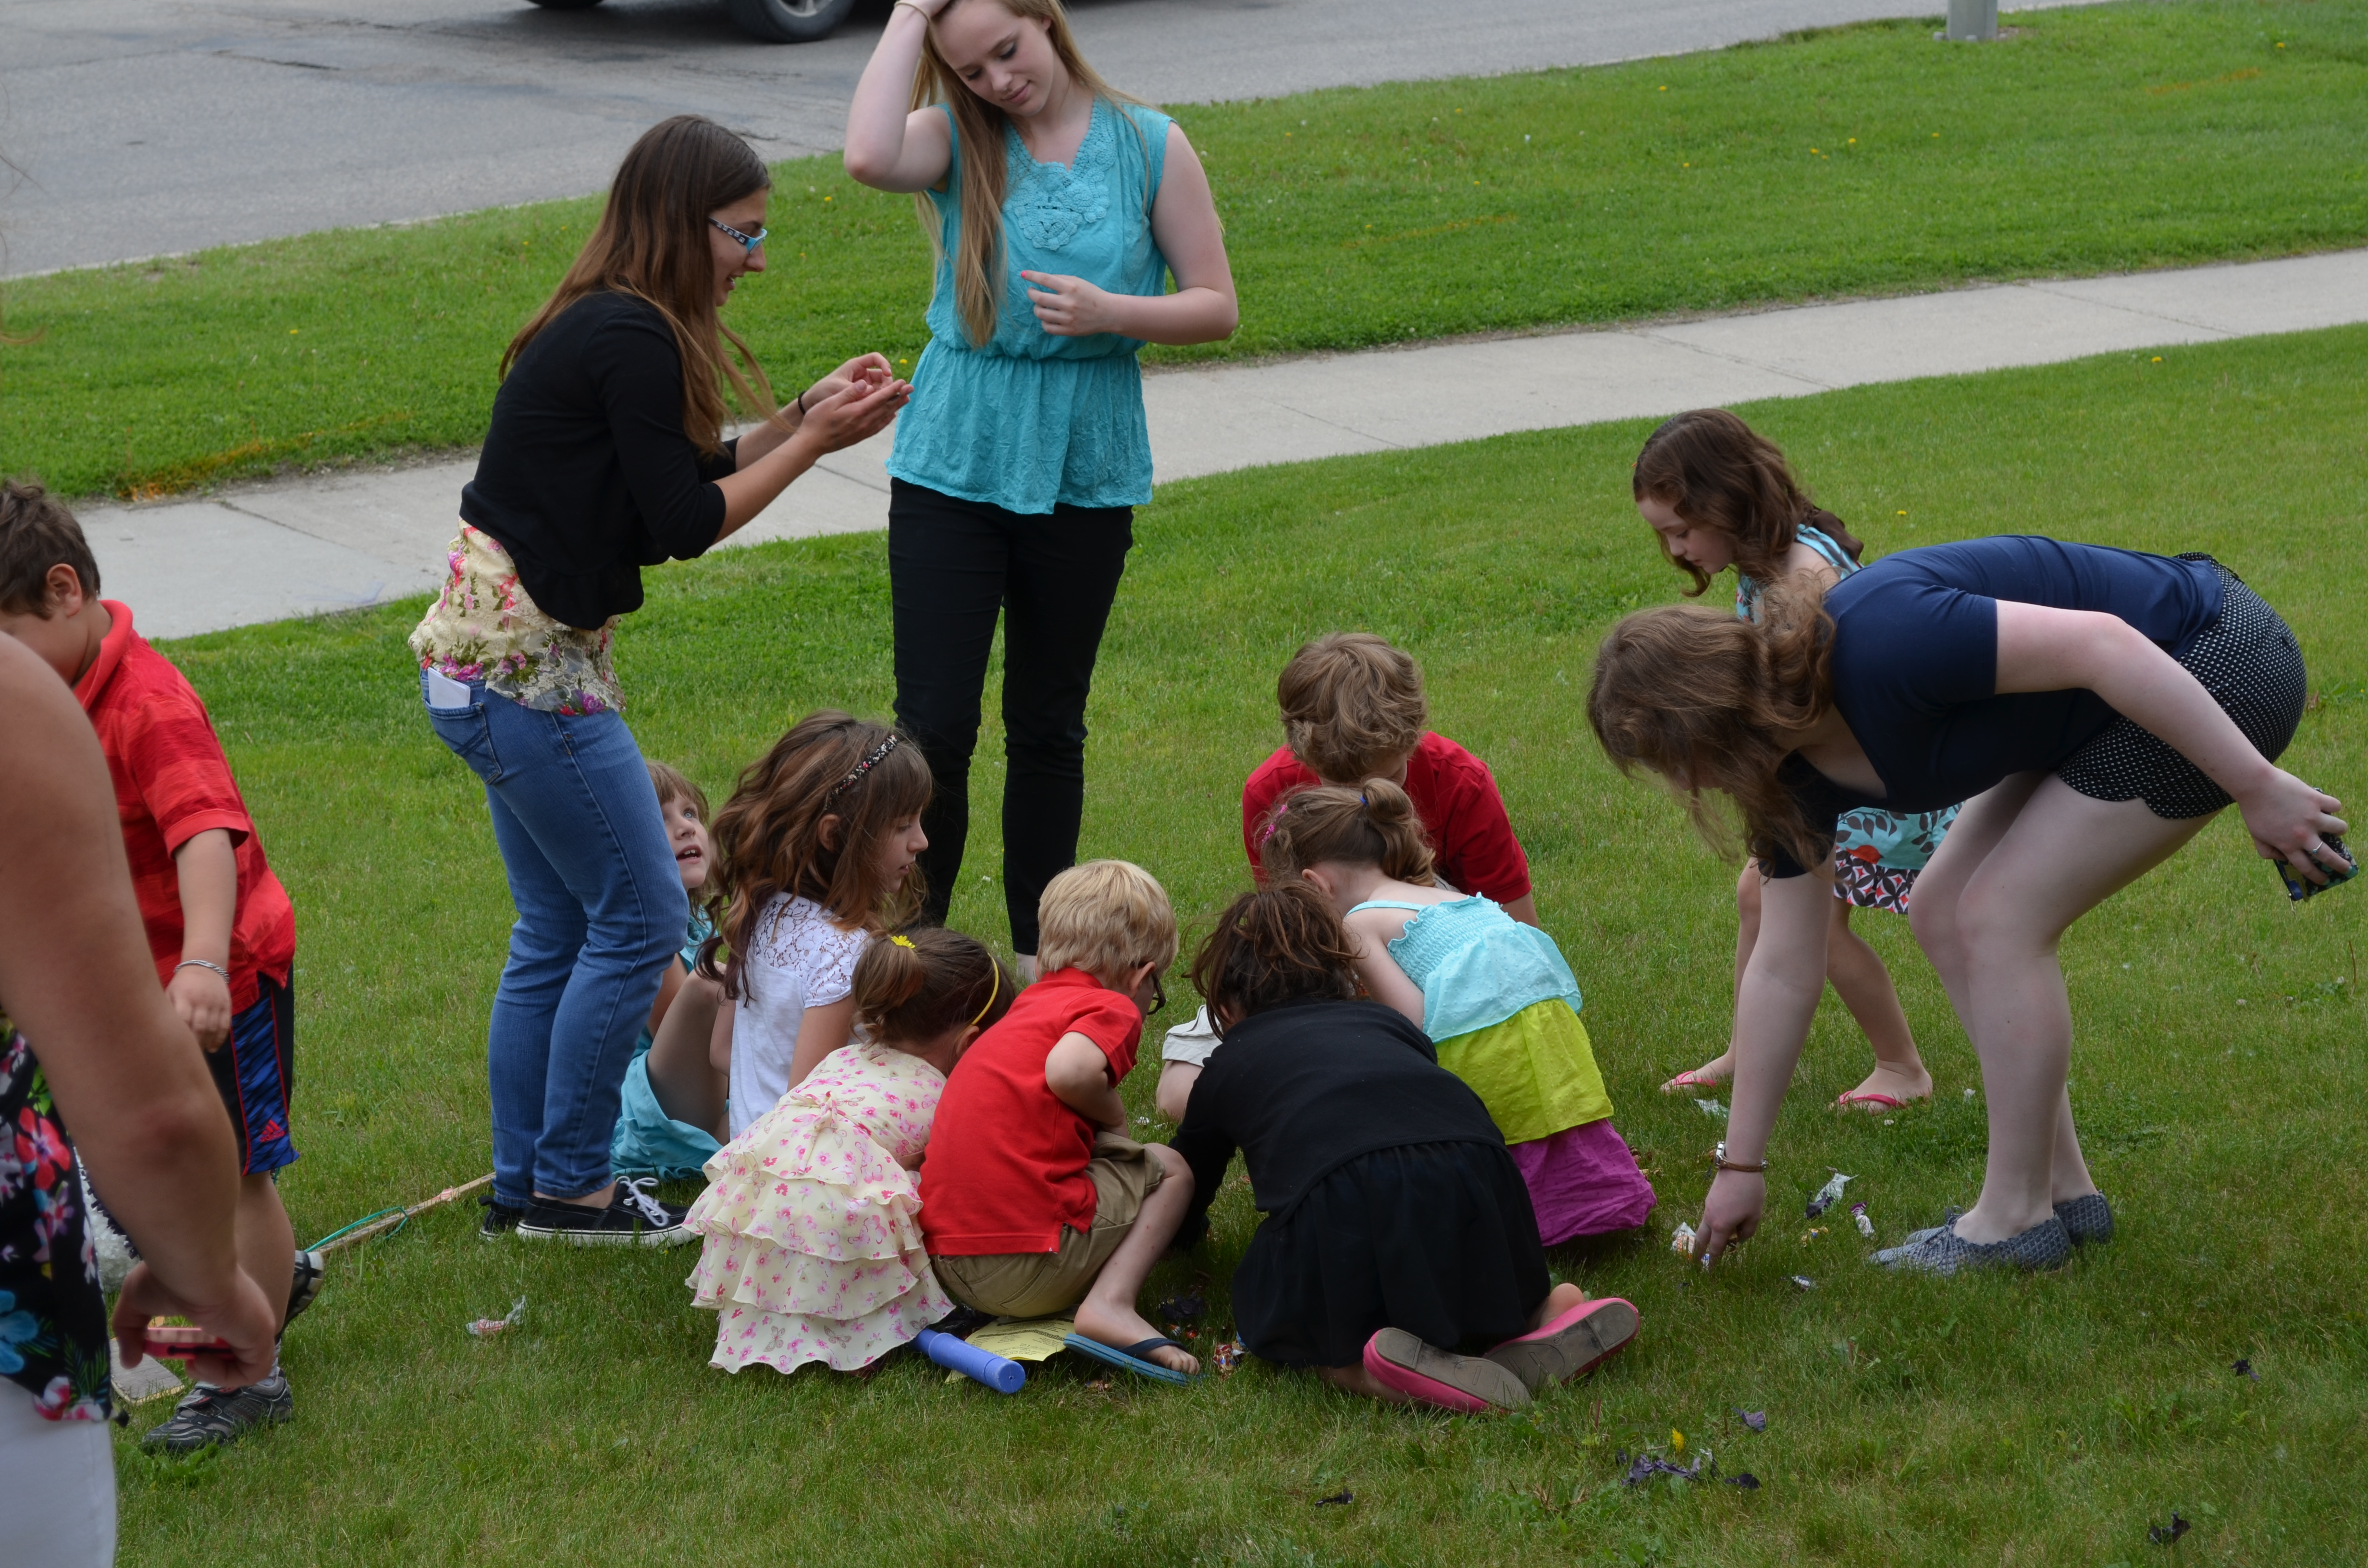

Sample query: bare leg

[238,1174,297,1335]
[1910,776,2207,1244]
[1072,1144,1200,1373]
[1529,1280,1586,1330]
[1153,1061,1200,1122]
[1662,866,1759,1092]
[1825,898,1933,1107]
[643,974,728,1140]
[1322,1362,1412,1403]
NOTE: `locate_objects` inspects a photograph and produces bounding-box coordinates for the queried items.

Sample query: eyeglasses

[1144,972,1168,1016]
[710,217,767,254]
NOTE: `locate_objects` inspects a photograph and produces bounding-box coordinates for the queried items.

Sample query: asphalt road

[4,0,2035,278]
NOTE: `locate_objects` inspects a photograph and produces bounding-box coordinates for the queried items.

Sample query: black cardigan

[1171,996,1507,1248]
[460,290,739,630]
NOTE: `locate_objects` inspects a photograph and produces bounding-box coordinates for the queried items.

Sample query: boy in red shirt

[0,481,308,1451]
[919,860,1197,1375]
[1158,633,1540,1117]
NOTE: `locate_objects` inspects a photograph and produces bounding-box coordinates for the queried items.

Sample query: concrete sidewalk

[88,246,2368,639]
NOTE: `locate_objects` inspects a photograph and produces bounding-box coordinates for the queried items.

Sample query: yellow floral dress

[684,1039,951,1374]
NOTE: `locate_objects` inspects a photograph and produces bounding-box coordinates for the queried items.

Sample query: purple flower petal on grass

[1740,1409,1768,1433]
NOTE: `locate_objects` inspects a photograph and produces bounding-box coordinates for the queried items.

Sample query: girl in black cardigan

[1173,884,1640,1413]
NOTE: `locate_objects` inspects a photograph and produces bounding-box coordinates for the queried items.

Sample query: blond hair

[1278,633,1428,784]
[910,0,1152,348]
[1036,859,1178,980]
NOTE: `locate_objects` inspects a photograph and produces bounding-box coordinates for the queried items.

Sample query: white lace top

[728,894,870,1138]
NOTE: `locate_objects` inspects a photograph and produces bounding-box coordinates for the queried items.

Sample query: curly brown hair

[1187,882,1363,1035]
[1255,778,1438,887]
[1585,576,1837,871]
[698,712,934,1001]
[850,928,1015,1046]
[1632,409,1863,598]
[1276,633,1429,784]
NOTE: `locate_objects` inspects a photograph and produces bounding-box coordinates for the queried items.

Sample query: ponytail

[850,928,1015,1047]
[1257,779,1437,886]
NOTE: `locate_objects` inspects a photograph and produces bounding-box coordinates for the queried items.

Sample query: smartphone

[143,1325,235,1360]
[2278,835,2357,902]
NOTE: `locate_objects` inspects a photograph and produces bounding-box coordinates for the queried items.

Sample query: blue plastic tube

[915,1328,1026,1394]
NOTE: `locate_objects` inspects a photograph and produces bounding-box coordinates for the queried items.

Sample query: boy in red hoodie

[0,481,308,1451]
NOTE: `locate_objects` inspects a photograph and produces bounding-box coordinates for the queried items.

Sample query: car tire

[525,0,606,10]
[726,0,857,42]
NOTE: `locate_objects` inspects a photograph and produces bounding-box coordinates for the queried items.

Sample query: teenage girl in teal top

[846,0,1237,968]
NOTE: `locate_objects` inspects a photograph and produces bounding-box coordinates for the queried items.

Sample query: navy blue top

[1765,536,2223,875]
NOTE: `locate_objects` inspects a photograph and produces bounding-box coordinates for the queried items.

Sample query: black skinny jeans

[888,479,1134,954]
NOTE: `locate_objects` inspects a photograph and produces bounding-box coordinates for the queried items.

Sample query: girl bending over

[1172,884,1638,1413]
[700,713,934,1137]
[1634,408,1948,1113]
[688,927,1015,1373]
[1260,784,1655,1243]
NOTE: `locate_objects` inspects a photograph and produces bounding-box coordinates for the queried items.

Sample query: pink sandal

[1362,1328,1530,1413]
[1484,1297,1639,1393]
[1661,1068,1728,1095]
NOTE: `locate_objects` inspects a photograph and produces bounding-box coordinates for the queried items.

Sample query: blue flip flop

[1061,1332,1202,1385]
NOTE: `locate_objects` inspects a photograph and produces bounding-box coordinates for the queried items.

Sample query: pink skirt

[1508,1119,1656,1244]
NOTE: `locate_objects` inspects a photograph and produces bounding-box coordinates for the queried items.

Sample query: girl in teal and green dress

[1632,408,1954,1113]
[844,0,1237,972]
[1262,783,1658,1245]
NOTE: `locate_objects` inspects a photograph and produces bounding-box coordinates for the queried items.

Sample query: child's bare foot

[1529,1281,1587,1331]
[1661,1053,1734,1094]
[1834,1059,1933,1113]
[1073,1301,1201,1375]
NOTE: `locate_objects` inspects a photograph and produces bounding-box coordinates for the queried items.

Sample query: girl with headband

[688,927,1015,1374]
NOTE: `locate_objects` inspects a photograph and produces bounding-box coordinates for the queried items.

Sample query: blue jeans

[421,672,685,1207]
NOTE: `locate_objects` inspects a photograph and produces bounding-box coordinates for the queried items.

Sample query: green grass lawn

[5,0,2365,500]
[110,324,2367,1566]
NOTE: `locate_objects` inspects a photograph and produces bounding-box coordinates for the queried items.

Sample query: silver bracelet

[174,958,231,983]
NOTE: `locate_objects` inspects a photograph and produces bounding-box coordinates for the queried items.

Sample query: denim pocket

[421,669,506,785]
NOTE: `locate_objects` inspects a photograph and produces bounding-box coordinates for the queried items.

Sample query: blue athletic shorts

[208,976,298,1176]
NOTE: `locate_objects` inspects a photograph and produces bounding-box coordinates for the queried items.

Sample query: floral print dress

[684,1039,952,1375]
[0,1017,111,1424]
[408,525,624,716]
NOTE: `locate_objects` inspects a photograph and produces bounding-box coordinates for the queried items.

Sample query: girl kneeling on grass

[1171,884,1638,1413]
[700,713,935,1138]
[1634,408,1951,1114]
[1260,784,1657,1243]
[687,929,1014,1373]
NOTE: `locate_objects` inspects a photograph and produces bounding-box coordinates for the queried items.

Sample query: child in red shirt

[919,860,1198,1375]
[0,481,305,1451]
[1159,633,1539,1118]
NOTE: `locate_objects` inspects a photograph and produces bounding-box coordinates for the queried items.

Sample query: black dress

[1172,997,1548,1368]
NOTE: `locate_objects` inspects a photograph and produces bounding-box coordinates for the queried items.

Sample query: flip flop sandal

[1483,1297,1640,1394]
[1062,1332,1201,1385]
[1834,1089,1925,1113]
[1362,1328,1531,1413]
[1661,1069,1728,1095]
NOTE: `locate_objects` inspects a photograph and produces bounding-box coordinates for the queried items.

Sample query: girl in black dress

[1172,883,1639,1412]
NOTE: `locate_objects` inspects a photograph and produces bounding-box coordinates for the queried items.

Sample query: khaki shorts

[934,1134,1164,1320]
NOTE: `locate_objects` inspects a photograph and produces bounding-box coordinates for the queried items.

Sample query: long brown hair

[698,713,934,1000]
[1256,780,1438,887]
[910,0,1151,348]
[504,116,780,455]
[850,928,1014,1046]
[1586,576,1836,870]
[1633,409,1863,597]
[1188,883,1363,1036]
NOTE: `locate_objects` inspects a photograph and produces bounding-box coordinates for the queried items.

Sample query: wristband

[1710,1140,1768,1175]
[796,388,808,416]
[174,958,231,984]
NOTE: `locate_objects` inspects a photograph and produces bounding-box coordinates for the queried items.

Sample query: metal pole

[1945,0,2000,40]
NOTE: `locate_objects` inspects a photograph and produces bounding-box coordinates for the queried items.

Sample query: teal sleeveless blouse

[886,98,1172,515]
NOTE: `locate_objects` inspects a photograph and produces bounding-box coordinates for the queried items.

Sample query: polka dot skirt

[2057,560,2307,820]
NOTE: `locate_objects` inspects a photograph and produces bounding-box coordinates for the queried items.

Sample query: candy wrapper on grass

[468,1297,526,1337]
[1805,1171,1853,1218]
[1211,1339,1246,1376]
[1670,1222,1698,1258]
[1850,1201,1875,1238]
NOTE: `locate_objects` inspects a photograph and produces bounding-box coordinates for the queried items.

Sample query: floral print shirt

[409,526,624,716]
[0,1016,111,1423]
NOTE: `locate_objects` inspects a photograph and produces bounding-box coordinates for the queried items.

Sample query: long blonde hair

[910,0,1150,348]
[504,116,780,455]
[1586,576,1837,870]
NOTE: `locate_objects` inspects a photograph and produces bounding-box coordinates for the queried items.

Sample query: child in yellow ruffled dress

[685,928,1013,1374]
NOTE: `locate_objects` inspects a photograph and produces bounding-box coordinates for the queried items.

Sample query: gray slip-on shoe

[1869,1215,2072,1277]
[2054,1192,2114,1246]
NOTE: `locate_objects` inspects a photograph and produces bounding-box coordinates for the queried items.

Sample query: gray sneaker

[1869,1215,2071,1277]
[2054,1192,2114,1246]
[139,1372,293,1454]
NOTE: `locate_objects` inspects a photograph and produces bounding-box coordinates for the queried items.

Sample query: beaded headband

[831,734,902,796]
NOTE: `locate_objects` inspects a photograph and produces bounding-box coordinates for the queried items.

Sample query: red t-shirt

[1240,730,1532,904]
[919,968,1145,1257]
[74,602,296,1012]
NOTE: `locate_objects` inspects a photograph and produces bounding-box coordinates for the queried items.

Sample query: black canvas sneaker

[480,1193,525,1240]
[515,1177,692,1247]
